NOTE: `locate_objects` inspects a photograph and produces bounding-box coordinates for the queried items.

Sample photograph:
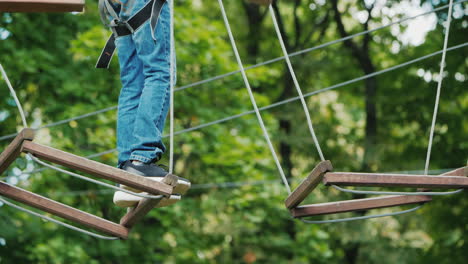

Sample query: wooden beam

[439,167,467,177]
[291,195,432,218]
[0,181,128,239]
[419,166,468,191]
[21,141,173,196]
[0,128,34,175]
[323,172,468,189]
[285,160,333,209]
[291,168,465,218]
[120,174,178,228]
[0,0,84,12]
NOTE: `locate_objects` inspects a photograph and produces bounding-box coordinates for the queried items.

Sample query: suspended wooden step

[323,169,468,189]
[120,173,179,228]
[21,140,174,196]
[441,167,467,176]
[118,170,182,229]
[419,167,467,191]
[285,160,333,209]
[0,128,187,238]
[291,195,431,218]
[0,181,129,238]
[285,161,436,219]
[0,0,84,12]
[0,128,34,175]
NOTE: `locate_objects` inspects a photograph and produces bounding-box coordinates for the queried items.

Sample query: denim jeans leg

[128,3,173,163]
[115,35,145,167]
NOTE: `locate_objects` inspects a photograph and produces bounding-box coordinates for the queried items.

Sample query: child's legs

[129,3,173,163]
[115,35,145,167]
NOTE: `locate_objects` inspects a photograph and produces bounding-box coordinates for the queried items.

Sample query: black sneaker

[121,160,191,195]
[122,160,168,177]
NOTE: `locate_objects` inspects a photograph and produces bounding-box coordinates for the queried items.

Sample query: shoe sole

[113,191,181,208]
[121,176,191,195]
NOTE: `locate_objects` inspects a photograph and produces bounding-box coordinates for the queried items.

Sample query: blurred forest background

[0,0,467,263]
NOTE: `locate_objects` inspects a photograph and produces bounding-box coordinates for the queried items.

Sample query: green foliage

[0,0,467,263]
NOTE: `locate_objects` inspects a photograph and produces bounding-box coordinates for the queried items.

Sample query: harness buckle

[121,21,135,34]
[110,19,134,36]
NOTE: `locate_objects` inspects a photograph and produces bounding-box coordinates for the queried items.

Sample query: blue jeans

[113,0,174,167]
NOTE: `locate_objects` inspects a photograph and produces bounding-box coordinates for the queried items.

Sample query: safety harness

[96,0,166,69]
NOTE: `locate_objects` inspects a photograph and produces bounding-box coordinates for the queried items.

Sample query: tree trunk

[242,2,297,259]
[331,0,378,172]
[361,58,377,172]
[331,0,378,263]
[242,2,264,62]
[278,72,296,255]
[345,244,360,264]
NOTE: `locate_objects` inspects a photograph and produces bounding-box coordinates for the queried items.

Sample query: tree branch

[362,2,375,53]
[300,9,330,48]
[331,0,364,60]
[272,0,290,50]
[293,0,302,48]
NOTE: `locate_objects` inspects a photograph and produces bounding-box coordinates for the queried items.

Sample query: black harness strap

[96,0,166,69]
[96,34,117,69]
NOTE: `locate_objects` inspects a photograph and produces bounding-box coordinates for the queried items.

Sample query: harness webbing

[96,0,166,69]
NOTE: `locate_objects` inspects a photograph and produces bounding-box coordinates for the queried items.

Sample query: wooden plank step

[323,172,468,189]
[21,141,173,196]
[285,160,333,209]
[120,174,178,228]
[0,0,84,12]
[439,166,467,177]
[0,128,34,175]
[0,181,128,239]
[419,166,467,191]
[291,195,432,218]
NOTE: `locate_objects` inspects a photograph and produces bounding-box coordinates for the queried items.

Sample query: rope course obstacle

[217,0,467,224]
[0,0,189,240]
[0,0,467,239]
